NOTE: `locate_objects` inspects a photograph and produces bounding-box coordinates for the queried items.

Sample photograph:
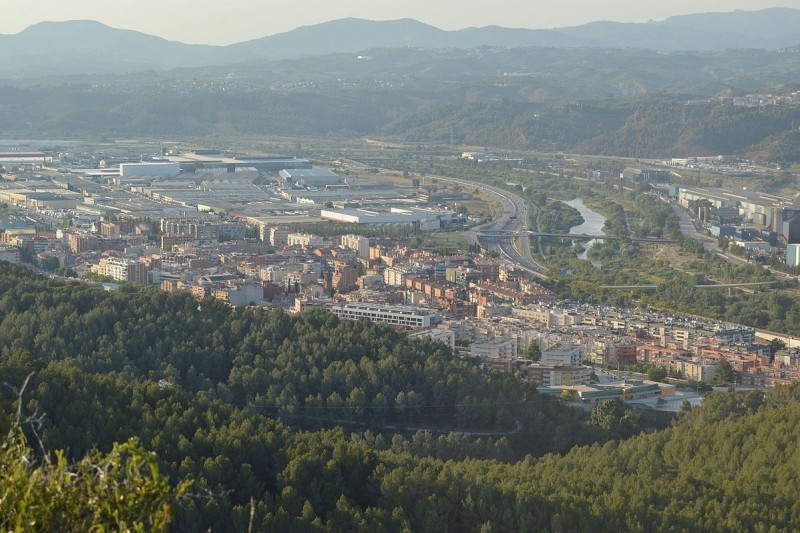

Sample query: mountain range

[1,8,800,78]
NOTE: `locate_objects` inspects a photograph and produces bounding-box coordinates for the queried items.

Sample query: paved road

[422,174,548,277]
[340,159,548,276]
[670,202,719,252]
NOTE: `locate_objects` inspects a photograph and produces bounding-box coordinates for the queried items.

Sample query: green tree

[768,338,787,361]
[647,365,668,382]
[588,399,641,438]
[715,357,736,385]
[524,342,542,361]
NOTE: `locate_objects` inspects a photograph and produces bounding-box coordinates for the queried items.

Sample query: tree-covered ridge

[0,263,589,450]
[3,263,800,531]
[6,376,800,531]
[0,262,592,528]
[3,70,800,161]
[370,387,800,532]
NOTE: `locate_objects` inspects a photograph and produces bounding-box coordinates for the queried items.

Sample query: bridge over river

[475,229,677,244]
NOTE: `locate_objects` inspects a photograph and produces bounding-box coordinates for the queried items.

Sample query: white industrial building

[677,186,793,228]
[279,168,343,188]
[321,207,450,231]
[120,162,181,178]
[731,240,772,251]
[0,152,49,169]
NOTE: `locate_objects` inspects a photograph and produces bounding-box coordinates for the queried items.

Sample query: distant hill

[223,18,589,62]
[1,8,800,77]
[0,20,225,77]
[656,7,800,49]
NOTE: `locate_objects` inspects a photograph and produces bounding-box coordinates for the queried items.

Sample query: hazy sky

[3,0,800,45]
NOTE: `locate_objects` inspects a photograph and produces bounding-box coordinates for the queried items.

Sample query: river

[565,198,606,263]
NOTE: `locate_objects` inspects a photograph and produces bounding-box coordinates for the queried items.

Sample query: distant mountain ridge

[1,8,799,77]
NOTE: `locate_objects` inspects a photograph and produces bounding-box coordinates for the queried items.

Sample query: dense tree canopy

[1,262,799,531]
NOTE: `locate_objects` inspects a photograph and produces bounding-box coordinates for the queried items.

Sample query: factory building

[166,151,311,173]
[781,212,800,244]
[0,190,80,210]
[279,168,344,188]
[677,187,793,229]
[320,207,450,231]
[120,162,181,178]
[0,152,49,170]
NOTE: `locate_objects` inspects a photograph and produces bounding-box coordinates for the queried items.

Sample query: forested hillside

[383,98,800,158]
[0,263,594,528]
[4,82,798,159]
[3,43,800,161]
[1,263,799,531]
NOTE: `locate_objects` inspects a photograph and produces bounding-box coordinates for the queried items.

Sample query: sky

[3,0,800,45]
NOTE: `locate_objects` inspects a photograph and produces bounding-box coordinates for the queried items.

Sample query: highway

[338,157,549,277]
[421,174,549,278]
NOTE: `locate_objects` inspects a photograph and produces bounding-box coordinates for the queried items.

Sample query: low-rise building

[409,328,456,350]
[526,364,589,387]
[287,233,325,247]
[340,302,441,328]
[214,283,264,306]
[552,379,676,405]
[541,345,583,366]
[470,339,517,359]
[0,244,20,263]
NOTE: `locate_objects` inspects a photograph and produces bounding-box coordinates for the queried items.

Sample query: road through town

[422,174,548,278]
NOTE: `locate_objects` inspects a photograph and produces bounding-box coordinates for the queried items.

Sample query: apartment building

[340,303,441,328]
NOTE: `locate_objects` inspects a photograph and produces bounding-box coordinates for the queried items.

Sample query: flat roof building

[321,207,450,231]
[120,162,181,178]
[167,152,311,173]
[0,152,48,168]
[526,364,589,387]
[340,302,441,328]
[548,379,675,405]
[279,168,343,188]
